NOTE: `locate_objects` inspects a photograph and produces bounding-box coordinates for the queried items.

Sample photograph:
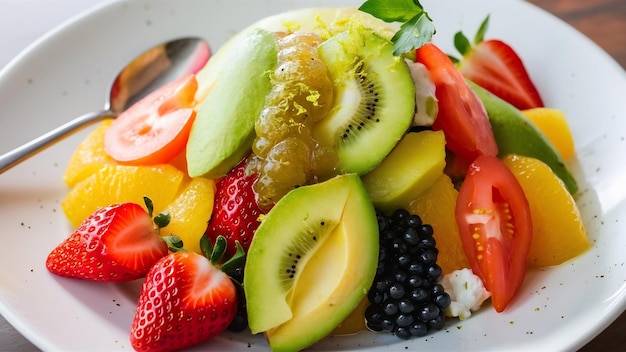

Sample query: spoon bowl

[0,37,210,174]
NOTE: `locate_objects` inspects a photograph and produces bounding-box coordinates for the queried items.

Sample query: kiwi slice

[244,174,378,351]
[313,27,416,175]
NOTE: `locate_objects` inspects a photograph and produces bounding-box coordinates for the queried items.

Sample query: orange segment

[502,154,589,267]
[62,164,185,228]
[409,174,469,274]
[63,120,117,187]
[160,177,216,254]
[521,108,575,160]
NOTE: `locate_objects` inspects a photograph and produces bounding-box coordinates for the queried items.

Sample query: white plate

[1,0,625,350]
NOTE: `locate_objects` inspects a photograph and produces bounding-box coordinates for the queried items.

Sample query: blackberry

[365,208,451,340]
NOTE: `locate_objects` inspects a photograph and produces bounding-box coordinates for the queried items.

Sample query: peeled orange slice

[409,174,469,274]
[503,154,589,267]
[62,164,185,227]
[522,108,575,160]
[160,177,216,254]
[63,120,116,187]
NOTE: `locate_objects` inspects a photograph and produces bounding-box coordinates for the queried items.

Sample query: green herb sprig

[358,0,436,56]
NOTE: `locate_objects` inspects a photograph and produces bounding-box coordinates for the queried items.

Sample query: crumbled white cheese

[405,59,438,127]
[441,268,490,320]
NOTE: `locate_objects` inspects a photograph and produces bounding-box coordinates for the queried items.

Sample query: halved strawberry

[452,15,544,110]
[46,198,169,282]
[130,236,244,352]
[205,157,267,256]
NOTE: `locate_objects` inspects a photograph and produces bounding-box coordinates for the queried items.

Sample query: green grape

[251,31,338,207]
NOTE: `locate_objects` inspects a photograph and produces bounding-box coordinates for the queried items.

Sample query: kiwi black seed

[339,60,383,142]
[277,219,336,289]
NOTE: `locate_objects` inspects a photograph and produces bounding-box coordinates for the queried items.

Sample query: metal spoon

[0,37,210,174]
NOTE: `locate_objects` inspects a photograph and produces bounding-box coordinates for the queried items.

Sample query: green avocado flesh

[244,174,378,352]
[313,28,415,175]
[469,81,578,194]
[186,29,278,178]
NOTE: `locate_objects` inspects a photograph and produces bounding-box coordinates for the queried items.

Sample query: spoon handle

[0,110,115,174]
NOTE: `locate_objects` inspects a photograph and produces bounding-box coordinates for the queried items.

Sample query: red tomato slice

[105,74,198,165]
[455,155,532,312]
[415,43,498,163]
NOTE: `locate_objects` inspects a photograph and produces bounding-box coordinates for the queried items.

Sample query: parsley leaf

[358,0,436,56]
[391,12,436,56]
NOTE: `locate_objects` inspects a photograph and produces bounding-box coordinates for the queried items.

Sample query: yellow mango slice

[363,130,446,213]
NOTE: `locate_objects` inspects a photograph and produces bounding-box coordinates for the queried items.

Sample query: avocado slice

[244,173,378,351]
[469,81,578,194]
[186,29,277,178]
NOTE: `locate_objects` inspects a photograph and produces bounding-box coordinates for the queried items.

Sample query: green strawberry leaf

[143,196,154,217]
[454,31,472,56]
[211,235,227,263]
[453,14,491,58]
[163,235,184,252]
[474,15,490,45]
[200,235,213,258]
[153,212,171,229]
[220,241,246,277]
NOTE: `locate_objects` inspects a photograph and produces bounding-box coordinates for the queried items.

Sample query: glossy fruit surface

[62,164,184,227]
[160,177,216,254]
[46,202,168,282]
[245,174,378,352]
[457,41,544,110]
[251,31,335,206]
[409,174,469,275]
[453,16,544,110]
[64,119,116,187]
[105,75,198,165]
[503,154,589,267]
[521,107,575,160]
[205,157,266,256]
[130,251,237,352]
[470,81,578,194]
[416,42,498,163]
[455,155,532,312]
[186,28,278,178]
[363,130,446,213]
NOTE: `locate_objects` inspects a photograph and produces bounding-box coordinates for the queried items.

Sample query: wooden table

[528,0,625,70]
[0,0,624,351]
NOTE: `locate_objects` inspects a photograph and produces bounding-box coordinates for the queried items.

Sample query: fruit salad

[45,1,590,351]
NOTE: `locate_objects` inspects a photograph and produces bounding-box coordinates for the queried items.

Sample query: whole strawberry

[205,157,266,255]
[130,237,244,352]
[46,198,169,282]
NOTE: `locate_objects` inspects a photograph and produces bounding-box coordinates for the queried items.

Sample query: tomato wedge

[105,74,198,165]
[415,43,498,163]
[455,155,532,312]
